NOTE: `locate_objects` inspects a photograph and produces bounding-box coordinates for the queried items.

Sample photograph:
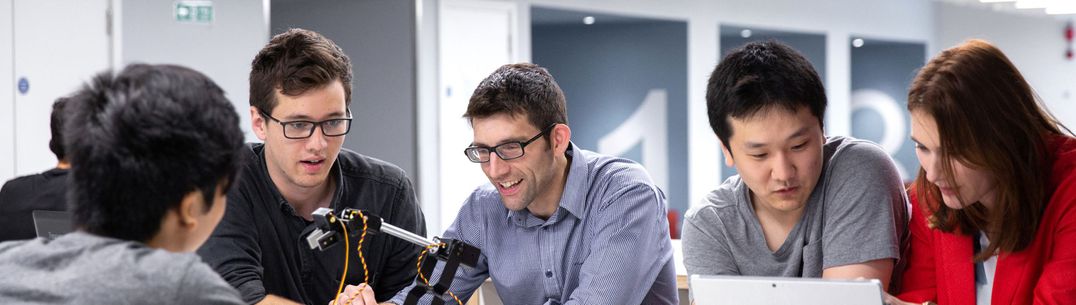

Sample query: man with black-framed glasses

[462,123,554,163]
[257,109,353,139]
[340,63,678,305]
[198,29,426,305]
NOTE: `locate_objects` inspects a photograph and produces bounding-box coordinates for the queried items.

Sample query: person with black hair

[0,98,72,242]
[197,28,426,305]
[682,41,908,291]
[0,63,246,304]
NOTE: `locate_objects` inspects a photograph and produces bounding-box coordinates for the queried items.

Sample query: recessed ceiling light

[1015,0,1049,9]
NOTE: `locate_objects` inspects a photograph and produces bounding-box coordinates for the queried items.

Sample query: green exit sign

[175,1,213,24]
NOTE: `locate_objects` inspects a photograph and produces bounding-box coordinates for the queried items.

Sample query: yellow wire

[416,243,462,305]
[344,211,372,305]
[356,211,369,284]
[332,221,350,305]
[333,212,458,305]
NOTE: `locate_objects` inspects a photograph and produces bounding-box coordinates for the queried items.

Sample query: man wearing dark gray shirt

[0,64,246,304]
[682,41,908,290]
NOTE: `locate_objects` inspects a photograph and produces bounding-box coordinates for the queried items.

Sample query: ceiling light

[1015,0,1050,9]
[1045,2,1076,14]
[852,38,865,48]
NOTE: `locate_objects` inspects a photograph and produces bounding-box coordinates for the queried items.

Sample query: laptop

[689,275,885,305]
[32,210,74,239]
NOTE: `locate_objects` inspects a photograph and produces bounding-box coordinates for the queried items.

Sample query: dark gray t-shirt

[683,136,908,278]
[0,231,243,305]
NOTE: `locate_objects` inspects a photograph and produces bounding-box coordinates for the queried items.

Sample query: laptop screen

[32,210,74,239]
[689,275,884,305]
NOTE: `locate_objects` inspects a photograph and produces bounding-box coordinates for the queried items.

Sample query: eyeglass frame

[464,123,557,163]
[258,109,354,139]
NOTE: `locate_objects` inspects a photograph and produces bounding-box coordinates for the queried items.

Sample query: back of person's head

[48,97,69,162]
[706,40,827,151]
[64,63,245,242]
[908,39,1067,259]
[464,63,568,132]
[249,28,352,115]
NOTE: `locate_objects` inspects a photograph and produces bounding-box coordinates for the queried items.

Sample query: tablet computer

[689,274,884,305]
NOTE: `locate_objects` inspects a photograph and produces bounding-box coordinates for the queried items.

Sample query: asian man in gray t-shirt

[682,41,908,290]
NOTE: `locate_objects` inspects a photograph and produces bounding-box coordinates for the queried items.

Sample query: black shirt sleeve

[372,177,427,302]
[198,182,268,304]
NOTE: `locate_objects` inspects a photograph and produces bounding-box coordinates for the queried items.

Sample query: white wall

[934,2,1076,128]
[1,0,14,182]
[120,0,269,141]
[417,0,442,236]
[5,0,111,181]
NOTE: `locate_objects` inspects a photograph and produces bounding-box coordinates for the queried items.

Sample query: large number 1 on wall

[597,89,669,192]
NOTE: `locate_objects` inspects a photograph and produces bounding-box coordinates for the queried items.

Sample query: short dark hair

[706,40,827,152]
[48,97,69,161]
[65,64,245,242]
[464,63,568,131]
[249,28,352,116]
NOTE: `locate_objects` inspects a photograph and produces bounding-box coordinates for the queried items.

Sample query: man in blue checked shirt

[338,63,678,305]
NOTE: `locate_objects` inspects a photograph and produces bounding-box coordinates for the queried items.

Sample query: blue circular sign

[17,77,29,95]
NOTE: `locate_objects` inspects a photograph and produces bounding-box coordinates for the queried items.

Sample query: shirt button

[545,270,553,278]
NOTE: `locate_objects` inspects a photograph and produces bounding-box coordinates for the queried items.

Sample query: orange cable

[331,221,350,305]
[416,243,462,305]
[345,210,372,304]
[356,210,369,284]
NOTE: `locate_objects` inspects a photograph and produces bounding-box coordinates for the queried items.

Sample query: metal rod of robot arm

[307,207,444,253]
[376,219,439,249]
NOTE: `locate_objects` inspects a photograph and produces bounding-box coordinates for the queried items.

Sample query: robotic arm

[306,207,481,305]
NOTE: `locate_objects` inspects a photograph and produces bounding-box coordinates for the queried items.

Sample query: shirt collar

[504,142,589,227]
[558,142,588,220]
[327,164,345,209]
[256,145,344,212]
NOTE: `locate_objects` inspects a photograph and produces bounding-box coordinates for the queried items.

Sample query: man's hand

[327,283,377,305]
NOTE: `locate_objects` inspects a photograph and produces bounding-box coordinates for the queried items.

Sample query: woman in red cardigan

[887,39,1076,305]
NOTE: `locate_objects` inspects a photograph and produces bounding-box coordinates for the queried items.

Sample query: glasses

[464,124,556,163]
[259,110,353,139]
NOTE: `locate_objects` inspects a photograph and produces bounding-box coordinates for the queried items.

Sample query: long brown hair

[907,39,1068,261]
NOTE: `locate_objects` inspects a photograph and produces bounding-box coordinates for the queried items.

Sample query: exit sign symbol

[175,1,213,24]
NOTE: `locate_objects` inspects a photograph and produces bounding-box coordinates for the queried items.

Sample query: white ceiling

[935,0,1076,18]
